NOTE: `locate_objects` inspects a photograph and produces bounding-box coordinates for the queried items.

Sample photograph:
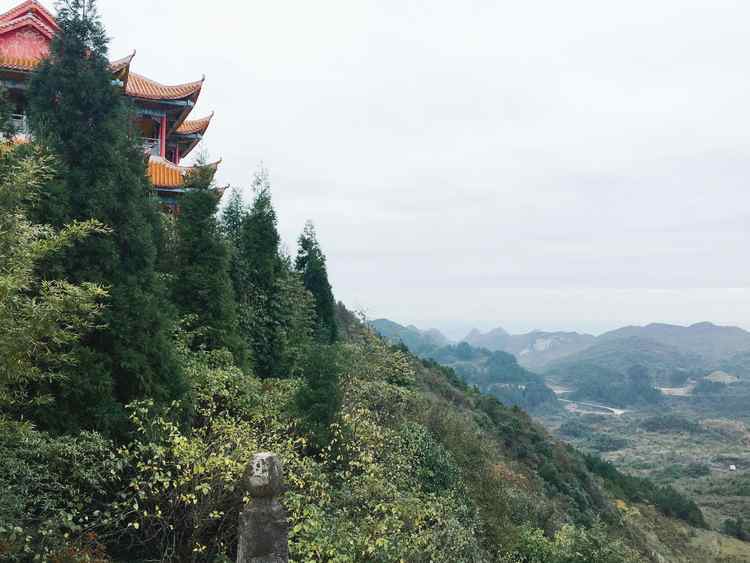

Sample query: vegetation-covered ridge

[0,2,738,562]
[371,319,561,413]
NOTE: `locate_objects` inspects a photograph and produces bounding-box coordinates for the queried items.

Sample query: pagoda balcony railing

[142,137,161,156]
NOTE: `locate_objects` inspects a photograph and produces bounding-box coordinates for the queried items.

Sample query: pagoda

[0,0,219,212]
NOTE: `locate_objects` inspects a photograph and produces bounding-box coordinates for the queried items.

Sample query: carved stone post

[237,452,289,563]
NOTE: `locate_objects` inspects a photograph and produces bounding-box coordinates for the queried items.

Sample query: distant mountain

[544,336,707,387]
[463,327,511,351]
[598,322,750,363]
[371,319,559,412]
[463,328,596,370]
[370,318,451,355]
[426,343,559,412]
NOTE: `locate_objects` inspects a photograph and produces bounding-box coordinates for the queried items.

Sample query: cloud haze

[96,0,750,335]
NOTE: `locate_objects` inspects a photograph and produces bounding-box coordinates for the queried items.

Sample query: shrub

[294,344,343,449]
[559,419,592,438]
[502,521,640,563]
[589,434,629,453]
[641,414,702,434]
[0,421,120,559]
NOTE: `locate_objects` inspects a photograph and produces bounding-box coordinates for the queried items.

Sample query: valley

[373,318,750,548]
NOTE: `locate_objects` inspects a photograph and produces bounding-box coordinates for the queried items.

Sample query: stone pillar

[237,452,289,563]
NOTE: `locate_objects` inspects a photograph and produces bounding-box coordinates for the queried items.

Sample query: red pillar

[160,115,167,158]
[175,145,180,165]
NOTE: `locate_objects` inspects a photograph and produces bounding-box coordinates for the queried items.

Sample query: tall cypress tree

[240,168,283,292]
[222,169,287,377]
[173,164,248,369]
[295,221,338,343]
[27,0,184,433]
[221,188,245,248]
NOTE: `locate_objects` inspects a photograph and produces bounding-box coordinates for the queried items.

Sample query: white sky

[85,1,750,335]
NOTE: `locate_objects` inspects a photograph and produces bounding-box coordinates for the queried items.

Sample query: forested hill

[371,318,561,412]
[370,318,451,354]
[2,3,746,562]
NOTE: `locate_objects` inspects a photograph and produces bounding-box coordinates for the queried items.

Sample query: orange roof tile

[0,52,140,74]
[176,112,214,135]
[148,156,184,188]
[148,156,221,189]
[0,54,38,70]
[126,72,204,101]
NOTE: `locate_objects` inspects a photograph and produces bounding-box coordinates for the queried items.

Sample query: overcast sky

[92,0,750,338]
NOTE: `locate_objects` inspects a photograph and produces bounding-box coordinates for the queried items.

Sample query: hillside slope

[370,318,451,355]
[545,336,707,386]
[372,319,560,412]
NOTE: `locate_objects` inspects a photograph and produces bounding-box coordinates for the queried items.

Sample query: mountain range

[371,319,750,376]
[463,321,750,371]
[463,328,596,370]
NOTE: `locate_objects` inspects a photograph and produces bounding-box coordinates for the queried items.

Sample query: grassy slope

[411,352,750,562]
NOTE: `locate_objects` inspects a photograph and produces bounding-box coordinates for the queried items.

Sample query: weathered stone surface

[237,453,288,563]
[244,452,285,498]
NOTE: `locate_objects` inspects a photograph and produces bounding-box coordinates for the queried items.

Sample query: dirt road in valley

[558,399,628,417]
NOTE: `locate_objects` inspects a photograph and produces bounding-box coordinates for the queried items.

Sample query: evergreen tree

[222,169,319,378]
[295,221,338,343]
[294,345,343,450]
[275,258,316,377]
[27,0,184,433]
[240,168,283,292]
[221,188,245,248]
[173,163,248,369]
[223,169,285,377]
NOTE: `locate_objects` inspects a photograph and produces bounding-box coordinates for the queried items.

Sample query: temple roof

[0,1,57,72]
[149,156,183,188]
[148,156,220,189]
[176,112,214,135]
[0,54,36,70]
[0,11,55,38]
[0,0,57,30]
[126,72,204,101]
[110,50,134,89]
[0,53,139,74]
[110,51,135,74]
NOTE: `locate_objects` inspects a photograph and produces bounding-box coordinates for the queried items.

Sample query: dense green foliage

[172,163,248,368]
[293,345,343,449]
[372,323,561,412]
[27,0,184,434]
[723,517,749,542]
[222,176,315,379]
[558,362,663,408]
[584,454,707,528]
[0,86,16,139]
[0,144,106,415]
[295,221,338,343]
[720,350,750,378]
[641,414,703,434]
